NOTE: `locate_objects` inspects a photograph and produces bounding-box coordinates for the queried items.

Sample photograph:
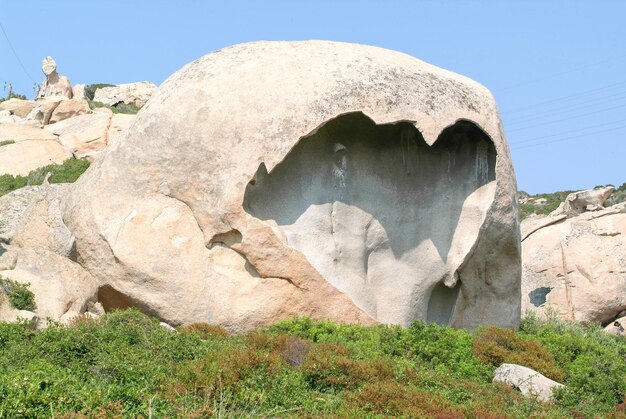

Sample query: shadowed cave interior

[243,112,496,325]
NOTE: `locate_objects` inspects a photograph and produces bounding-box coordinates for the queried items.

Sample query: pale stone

[0,140,71,176]
[44,112,112,160]
[0,124,58,143]
[11,184,75,258]
[0,246,98,324]
[108,114,135,143]
[493,363,564,402]
[160,322,177,332]
[62,41,520,332]
[604,316,626,336]
[0,186,42,243]
[522,203,626,323]
[49,98,91,124]
[72,84,86,99]
[0,98,35,118]
[94,81,156,107]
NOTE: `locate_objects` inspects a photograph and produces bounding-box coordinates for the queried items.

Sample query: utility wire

[0,19,37,84]
[509,116,626,145]
[493,54,626,93]
[511,123,626,150]
[506,102,626,132]
[505,88,626,125]
[503,80,626,114]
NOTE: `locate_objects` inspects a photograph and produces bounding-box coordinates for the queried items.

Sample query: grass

[0,309,623,417]
[0,276,36,311]
[0,140,15,147]
[0,158,90,197]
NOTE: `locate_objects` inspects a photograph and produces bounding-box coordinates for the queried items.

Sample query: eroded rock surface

[61,41,520,331]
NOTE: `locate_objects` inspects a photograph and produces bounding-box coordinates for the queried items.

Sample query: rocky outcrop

[36,56,73,99]
[493,363,564,402]
[604,315,626,336]
[550,187,615,217]
[93,81,156,107]
[62,41,521,332]
[521,203,626,324]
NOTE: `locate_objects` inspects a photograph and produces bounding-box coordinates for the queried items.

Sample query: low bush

[177,322,229,339]
[0,276,36,311]
[0,139,15,147]
[473,325,565,382]
[0,158,90,197]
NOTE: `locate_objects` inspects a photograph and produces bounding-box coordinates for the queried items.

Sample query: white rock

[493,363,564,402]
[159,321,177,332]
[604,316,626,336]
[94,81,156,107]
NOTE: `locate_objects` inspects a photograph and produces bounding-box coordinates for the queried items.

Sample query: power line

[505,88,626,125]
[503,80,626,114]
[506,102,626,133]
[511,123,626,151]
[0,19,37,84]
[509,116,626,145]
[493,54,626,93]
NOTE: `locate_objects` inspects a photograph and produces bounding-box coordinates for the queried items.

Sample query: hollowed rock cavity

[243,112,497,325]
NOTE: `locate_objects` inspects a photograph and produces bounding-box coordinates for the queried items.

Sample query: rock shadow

[243,112,496,324]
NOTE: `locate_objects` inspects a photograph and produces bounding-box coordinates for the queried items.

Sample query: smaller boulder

[44,111,111,160]
[49,98,91,124]
[493,363,564,402]
[0,140,71,176]
[93,81,156,107]
[604,316,626,337]
[0,98,35,118]
[26,97,64,125]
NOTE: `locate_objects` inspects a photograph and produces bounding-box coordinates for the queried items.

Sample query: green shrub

[0,276,36,311]
[473,325,565,382]
[0,140,15,147]
[0,158,90,197]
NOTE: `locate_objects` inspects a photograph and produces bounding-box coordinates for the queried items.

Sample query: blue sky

[1,0,624,194]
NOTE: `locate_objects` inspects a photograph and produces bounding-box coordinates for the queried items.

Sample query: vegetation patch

[0,276,36,311]
[0,158,90,197]
[0,140,15,147]
[0,309,624,417]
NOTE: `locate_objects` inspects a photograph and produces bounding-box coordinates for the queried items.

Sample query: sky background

[1,0,624,194]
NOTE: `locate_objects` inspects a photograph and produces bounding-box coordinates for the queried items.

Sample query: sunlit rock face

[61,41,521,331]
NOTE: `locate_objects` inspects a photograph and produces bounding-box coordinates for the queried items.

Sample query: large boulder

[522,203,626,323]
[0,140,71,176]
[93,81,156,107]
[62,41,520,332]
